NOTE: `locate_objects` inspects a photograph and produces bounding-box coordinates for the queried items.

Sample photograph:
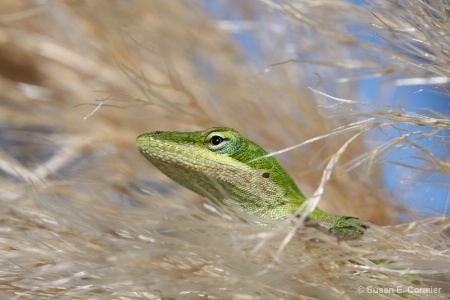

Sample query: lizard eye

[206,131,239,154]
[209,135,224,146]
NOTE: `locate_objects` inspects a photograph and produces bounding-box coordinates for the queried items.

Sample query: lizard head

[136,127,305,220]
[136,127,283,173]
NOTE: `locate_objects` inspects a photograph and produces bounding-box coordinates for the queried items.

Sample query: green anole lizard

[136,127,366,240]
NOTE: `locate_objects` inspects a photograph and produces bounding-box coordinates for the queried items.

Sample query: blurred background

[0,0,449,298]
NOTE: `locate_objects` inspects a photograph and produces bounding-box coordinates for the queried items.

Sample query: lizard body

[137,127,366,240]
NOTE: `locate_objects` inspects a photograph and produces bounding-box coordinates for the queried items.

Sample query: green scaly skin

[136,127,367,240]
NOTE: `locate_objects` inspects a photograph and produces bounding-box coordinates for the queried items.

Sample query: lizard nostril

[155,131,163,135]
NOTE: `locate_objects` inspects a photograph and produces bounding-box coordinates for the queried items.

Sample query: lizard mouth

[136,134,150,154]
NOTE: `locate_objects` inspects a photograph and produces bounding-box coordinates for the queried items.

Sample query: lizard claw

[328,216,368,240]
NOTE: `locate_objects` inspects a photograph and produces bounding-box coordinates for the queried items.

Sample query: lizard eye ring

[209,135,224,146]
[205,130,239,154]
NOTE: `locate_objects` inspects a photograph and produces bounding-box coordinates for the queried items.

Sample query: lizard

[136,127,367,240]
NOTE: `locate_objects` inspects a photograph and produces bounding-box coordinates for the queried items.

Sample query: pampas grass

[0,1,448,299]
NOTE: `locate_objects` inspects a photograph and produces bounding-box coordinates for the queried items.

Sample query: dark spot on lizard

[155,131,163,135]
[262,172,270,178]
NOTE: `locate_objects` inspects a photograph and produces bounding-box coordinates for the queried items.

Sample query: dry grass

[0,0,449,299]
